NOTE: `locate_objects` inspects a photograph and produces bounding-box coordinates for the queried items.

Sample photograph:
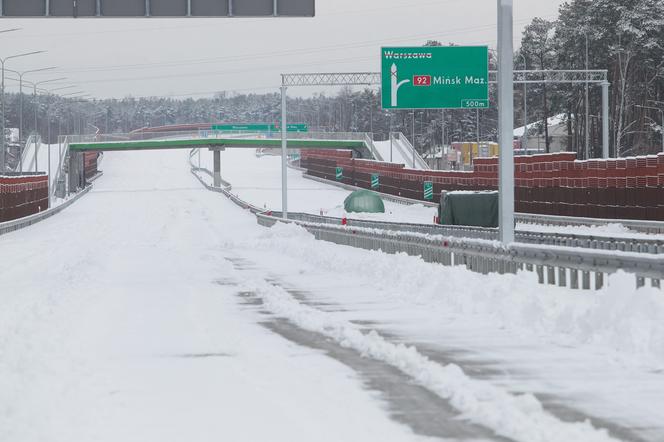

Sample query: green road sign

[423,181,434,200]
[371,173,380,189]
[211,123,308,132]
[335,167,343,181]
[381,46,488,109]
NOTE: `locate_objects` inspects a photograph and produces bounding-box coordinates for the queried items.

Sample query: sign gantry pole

[281,83,288,219]
[497,0,515,244]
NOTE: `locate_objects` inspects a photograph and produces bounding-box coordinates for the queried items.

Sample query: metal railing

[302,170,664,235]
[364,133,383,161]
[255,212,663,290]
[189,156,663,291]
[390,132,430,169]
[0,185,93,237]
[517,213,664,235]
[16,134,41,172]
[264,211,664,255]
[67,130,373,144]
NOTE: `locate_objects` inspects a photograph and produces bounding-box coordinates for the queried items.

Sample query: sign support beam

[497,0,515,244]
[281,85,288,219]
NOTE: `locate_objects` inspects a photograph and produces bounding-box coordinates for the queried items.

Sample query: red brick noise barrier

[84,152,99,179]
[300,150,664,221]
[0,174,49,222]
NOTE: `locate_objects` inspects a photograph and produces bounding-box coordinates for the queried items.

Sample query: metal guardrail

[189,149,265,214]
[189,150,663,290]
[256,212,663,290]
[364,133,383,161]
[266,211,664,255]
[517,213,664,235]
[302,171,664,235]
[391,132,430,170]
[17,134,42,172]
[0,185,92,237]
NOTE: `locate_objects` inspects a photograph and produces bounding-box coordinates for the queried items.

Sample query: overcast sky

[0,0,565,99]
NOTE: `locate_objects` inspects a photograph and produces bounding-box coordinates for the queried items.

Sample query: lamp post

[5,66,57,144]
[33,77,67,138]
[0,50,45,171]
[636,104,664,153]
[20,77,67,171]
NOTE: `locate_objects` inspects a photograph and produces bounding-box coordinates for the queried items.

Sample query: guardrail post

[595,272,604,290]
[582,271,591,290]
[547,266,556,285]
[570,269,579,289]
[536,265,544,284]
[558,267,567,287]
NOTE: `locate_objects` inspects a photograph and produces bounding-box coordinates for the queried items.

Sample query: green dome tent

[343,190,385,213]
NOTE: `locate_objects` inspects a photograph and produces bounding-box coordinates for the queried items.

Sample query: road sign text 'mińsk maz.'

[381,46,489,110]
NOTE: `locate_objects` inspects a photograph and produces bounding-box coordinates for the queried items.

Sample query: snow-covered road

[1,149,663,442]
[0,150,431,442]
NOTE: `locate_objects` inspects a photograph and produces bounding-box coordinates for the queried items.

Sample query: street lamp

[636,104,664,153]
[0,50,46,170]
[33,77,67,138]
[5,66,57,144]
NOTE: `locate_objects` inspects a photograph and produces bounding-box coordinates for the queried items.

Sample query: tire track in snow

[224,257,622,442]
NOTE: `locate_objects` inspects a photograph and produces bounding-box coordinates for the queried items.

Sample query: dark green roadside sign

[211,123,308,132]
[381,46,489,110]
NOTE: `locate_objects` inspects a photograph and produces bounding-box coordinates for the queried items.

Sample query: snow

[240,260,619,442]
[234,222,664,441]
[199,148,664,238]
[518,222,664,241]
[198,148,439,223]
[514,113,567,137]
[373,138,427,169]
[0,150,429,442]
[2,148,663,441]
[18,142,65,189]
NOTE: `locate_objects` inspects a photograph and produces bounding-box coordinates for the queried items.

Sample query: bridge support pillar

[68,152,84,195]
[213,149,221,188]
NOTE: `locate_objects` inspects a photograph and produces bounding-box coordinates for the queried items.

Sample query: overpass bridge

[68,130,377,154]
[64,130,383,213]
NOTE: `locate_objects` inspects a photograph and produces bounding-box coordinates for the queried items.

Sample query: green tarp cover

[439,191,499,227]
[344,190,385,213]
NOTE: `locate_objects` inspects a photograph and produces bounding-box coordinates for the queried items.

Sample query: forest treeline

[3,0,662,158]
